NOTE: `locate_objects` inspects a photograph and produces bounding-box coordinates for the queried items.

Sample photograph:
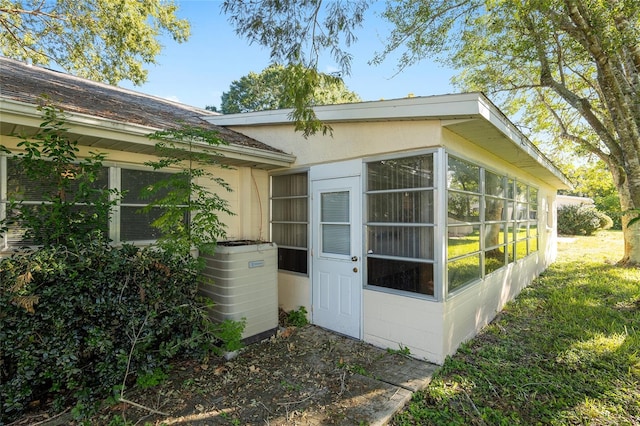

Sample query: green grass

[392,230,640,425]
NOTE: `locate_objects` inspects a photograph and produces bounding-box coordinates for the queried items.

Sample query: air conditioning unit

[199,241,278,344]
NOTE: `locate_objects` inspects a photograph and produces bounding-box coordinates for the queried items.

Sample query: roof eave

[0,98,295,170]
[204,93,571,189]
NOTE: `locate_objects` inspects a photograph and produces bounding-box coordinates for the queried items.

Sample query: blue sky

[120,1,456,110]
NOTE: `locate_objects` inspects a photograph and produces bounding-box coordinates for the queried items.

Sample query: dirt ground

[13,324,428,426]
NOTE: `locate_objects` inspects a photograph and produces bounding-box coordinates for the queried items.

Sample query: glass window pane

[368,191,433,223]
[7,158,109,202]
[448,255,481,292]
[272,198,308,222]
[322,224,350,255]
[321,191,349,222]
[516,240,528,259]
[485,171,506,197]
[508,243,516,263]
[529,187,538,204]
[368,154,433,191]
[448,157,480,193]
[271,172,309,273]
[484,223,505,249]
[506,224,515,243]
[278,247,307,274]
[448,224,481,258]
[484,196,505,221]
[516,182,528,202]
[368,226,434,259]
[272,173,308,197]
[529,237,538,253]
[514,202,528,220]
[506,179,515,199]
[122,169,177,204]
[516,222,528,240]
[120,206,165,241]
[530,224,538,238]
[485,247,506,274]
[271,223,307,248]
[367,258,434,296]
[448,193,480,223]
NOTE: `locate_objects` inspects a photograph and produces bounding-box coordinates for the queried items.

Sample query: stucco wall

[277,272,311,314]
[217,120,443,168]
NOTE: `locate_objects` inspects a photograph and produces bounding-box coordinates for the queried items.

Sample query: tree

[0,0,190,85]
[223,0,640,265]
[561,159,622,229]
[220,64,361,114]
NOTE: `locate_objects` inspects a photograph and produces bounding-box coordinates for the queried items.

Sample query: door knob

[351,256,358,262]
[353,267,358,273]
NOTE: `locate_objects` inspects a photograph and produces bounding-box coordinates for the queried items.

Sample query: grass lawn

[392,230,640,425]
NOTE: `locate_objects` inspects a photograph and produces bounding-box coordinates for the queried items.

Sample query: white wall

[249,119,560,364]
[220,120,443,168]
[277,272,311,314]
[363,289,446,363]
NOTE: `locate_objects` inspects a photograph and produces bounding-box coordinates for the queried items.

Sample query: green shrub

[0,240,242,423]
[557,204,613,236]
[285,306,309,327]
[594,193,622,229]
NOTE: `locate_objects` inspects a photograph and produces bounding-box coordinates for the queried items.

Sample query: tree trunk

[610,163,640,266]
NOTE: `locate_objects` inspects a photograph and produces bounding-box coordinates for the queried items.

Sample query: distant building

[557,195,595,209]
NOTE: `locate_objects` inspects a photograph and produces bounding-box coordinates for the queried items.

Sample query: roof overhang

[205,93,571,189]
[0,98,295,170]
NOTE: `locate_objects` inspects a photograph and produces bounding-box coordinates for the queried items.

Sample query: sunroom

[206,93,571,364]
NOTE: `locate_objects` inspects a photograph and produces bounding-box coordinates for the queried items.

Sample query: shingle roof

[0,56,283,153]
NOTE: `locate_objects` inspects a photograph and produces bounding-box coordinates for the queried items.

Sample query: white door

[311,176,361,339]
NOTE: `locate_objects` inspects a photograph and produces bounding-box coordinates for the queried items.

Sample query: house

[0,56,294,249]
[0,57,571,364]
[557,194,595,209]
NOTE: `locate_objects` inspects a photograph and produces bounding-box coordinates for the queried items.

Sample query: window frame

[445,152,540,297]
[0,156,186,250]
[363,149,439,299]
[270,170,310,275]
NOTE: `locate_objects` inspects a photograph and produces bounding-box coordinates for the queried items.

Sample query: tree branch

[525,12,623,164]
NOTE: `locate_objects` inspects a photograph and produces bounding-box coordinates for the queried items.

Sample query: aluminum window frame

[0,156,186,250]
[270,170,310,275]
[363,149,440,300]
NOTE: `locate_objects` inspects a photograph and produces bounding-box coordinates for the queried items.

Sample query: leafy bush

[285,306,309,327]
[558,205,613,236]
[594,193,622,229]
[0,239,242,423]
[3,104,118,247]
[0,103,246,423]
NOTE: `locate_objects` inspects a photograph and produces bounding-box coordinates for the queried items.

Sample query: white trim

[205,93,485,125]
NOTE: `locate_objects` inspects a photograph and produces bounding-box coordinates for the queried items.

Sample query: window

[1,156,185,248]
[365,154,435,296]
[446,155,539,294]
[118,168,182,242]
[447,157,482,292]
[271,173,309,274]
[2,157,110,245]
[484,170,508,273]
